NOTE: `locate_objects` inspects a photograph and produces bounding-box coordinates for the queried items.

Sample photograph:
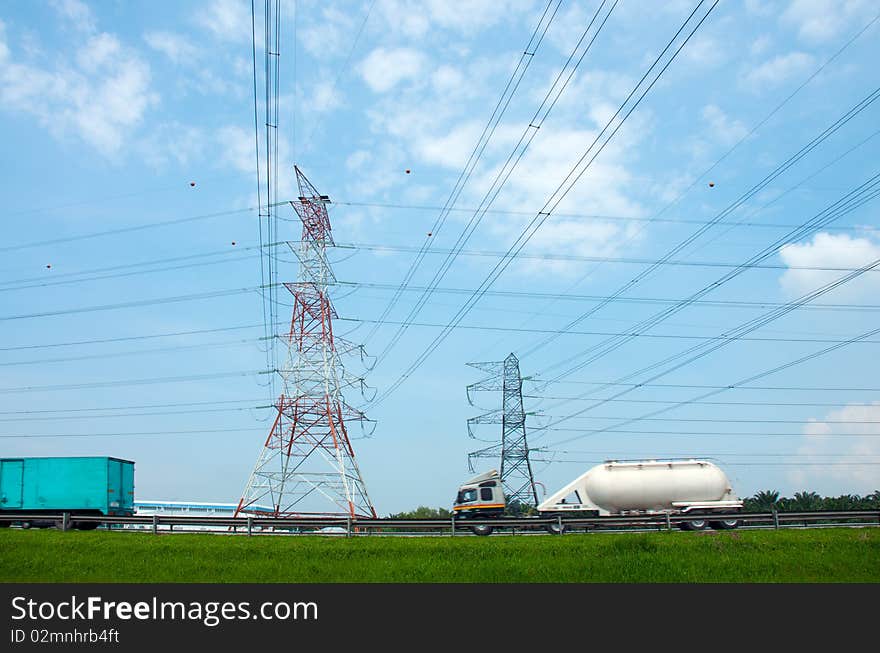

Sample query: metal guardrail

[1,510,878,535]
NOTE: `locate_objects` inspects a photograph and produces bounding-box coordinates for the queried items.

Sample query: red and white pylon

[235,166,376,519]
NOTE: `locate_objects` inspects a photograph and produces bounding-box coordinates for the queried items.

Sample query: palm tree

[825,494,861,511]
[791,491,822,511]
[750,490,780,511]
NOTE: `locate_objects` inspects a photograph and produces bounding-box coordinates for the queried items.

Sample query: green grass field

[1,528,878,582]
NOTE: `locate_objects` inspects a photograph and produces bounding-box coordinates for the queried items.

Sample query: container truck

[0,456,135,529]
[453,459,743,535]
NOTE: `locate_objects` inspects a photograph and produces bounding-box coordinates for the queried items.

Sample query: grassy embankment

[1,527,878,582]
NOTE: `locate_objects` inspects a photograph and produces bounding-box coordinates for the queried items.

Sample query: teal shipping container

[0,457,135,525]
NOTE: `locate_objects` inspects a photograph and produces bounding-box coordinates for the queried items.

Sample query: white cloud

[0,20,9,63]
[420,0,524,34]
[216,124,296,200]
[50,0,96,33]
[0,29,158,156]
[369,0,527,41]
[779,232,880,299]
[743,51,814,89]
[745,0,775,16]
[750,35,773,56]
[416,121,485,169]
[358,47,426,93]
[782,0,874,43]
[431,65,465,94]
[701,104,748,146]
[298,5,358,59]
[196,0,250,43]
[76,32,121,72]
[351,52,649,276]
[788,403,880,494]
[462,122,647,277]
[144,31,200,64]
[680,34,726,69]
[346,150,371,171]
[218,124,257,175]
[310,81,342,113]
[139,121,206,169]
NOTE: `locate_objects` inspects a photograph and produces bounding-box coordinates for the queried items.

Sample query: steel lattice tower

[466,353,538,508]
[235,166,376,519]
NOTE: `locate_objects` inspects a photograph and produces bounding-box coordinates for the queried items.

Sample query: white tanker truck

[453,459,743,535]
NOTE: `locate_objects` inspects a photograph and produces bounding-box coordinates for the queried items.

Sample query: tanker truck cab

[453,470,505,534]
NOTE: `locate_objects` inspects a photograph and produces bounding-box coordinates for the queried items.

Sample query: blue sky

[1,0,879,514]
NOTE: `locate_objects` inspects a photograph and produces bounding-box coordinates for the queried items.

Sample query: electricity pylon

[467,353,538,507]
[235,166,376,519]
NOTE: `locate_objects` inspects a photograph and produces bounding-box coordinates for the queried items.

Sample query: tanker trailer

[453,459,743,535]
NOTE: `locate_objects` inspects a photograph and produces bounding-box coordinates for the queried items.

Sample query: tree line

[743,490,880,512]
[388,491,880,519]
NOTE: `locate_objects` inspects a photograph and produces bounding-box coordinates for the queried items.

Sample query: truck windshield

[457,489,477,503]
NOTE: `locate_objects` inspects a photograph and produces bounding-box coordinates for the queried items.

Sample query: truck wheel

[545,522,568,535]
[0,521,9,528]
[681,518,708,531]
[75,522,99,531]
[709,519,740,530]
[21,521,32,530]
[470,524,494,536]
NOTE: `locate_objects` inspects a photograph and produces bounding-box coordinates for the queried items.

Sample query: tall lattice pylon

[235,166,376,519]
[466,353,538,508]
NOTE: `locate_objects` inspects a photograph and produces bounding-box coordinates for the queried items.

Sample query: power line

[371,1,618,368]
[530,380,880,393]
[0,246,266,293]
[0,398,267,415]
[530,457,880,466]
[533,416,880,425]
[0,370,271,394]
[334,245,880,274]
[332,200,879,233]
[522,87,880,365]
[0,283,285,322]
[542,319,880,447]
[523,396,880,409]
[17,230,880,298]
[0,427,263,439]
[338,281,880,312]
[300,0,377,152]
[0,337,267,368]
[533,449,880,458]
[0,322,284,352]
[339,315,880,344]
[0,202,288,254]
[472,13,880,365]
[0,405,273,422]
[530,176,880,434]
[538,171,880,385]
[368,0,720,407]
[362,0,565,349]
[533,428,880,438]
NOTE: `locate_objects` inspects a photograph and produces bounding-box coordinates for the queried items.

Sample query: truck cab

[452,470,506,520]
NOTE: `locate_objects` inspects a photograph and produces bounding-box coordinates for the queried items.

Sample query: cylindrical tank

[578,459,734,513]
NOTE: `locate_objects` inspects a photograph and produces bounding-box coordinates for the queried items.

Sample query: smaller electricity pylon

[466,353,538,509]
